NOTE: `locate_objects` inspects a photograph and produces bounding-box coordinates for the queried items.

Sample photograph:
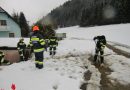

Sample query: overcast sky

[0,0,68,25]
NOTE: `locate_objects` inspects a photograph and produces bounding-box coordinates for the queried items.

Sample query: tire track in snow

[88,50,130,90]
[88,55,114,90]
[106,43,130,58]
[79,54,101,90]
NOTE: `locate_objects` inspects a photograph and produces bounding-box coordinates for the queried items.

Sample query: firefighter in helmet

[93,35,106,66]
[0,51,11,65]
[17,38,26,61]
[48,34,58,56]
[0,51,5,65]
[29,25,46,69]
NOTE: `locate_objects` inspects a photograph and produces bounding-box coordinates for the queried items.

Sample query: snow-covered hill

[0,24,130,90]
[57,23,130,46]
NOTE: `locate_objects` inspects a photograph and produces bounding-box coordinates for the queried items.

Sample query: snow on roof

[0,7,5,12]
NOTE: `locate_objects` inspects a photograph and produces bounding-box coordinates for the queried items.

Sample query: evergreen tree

[19,12,29,37]
[12,12,19,23]
[43,0,130,27]
[34,21,56,39]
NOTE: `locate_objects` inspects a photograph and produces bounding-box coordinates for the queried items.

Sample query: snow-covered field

[0,23,130,90]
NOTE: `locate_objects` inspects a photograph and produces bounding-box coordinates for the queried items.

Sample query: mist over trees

[34,20,56,39]
[43,0,130,28]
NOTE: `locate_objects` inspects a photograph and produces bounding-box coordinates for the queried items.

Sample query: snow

[0,23,130,90]
[104,49,130,85]
[0,38,30,47]
[108,41,130,53]
[115,46,130,53]
[0,58,83,90]
[57,24,130,46]
[0,36,99,90]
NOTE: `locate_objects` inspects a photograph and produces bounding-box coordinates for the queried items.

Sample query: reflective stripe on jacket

[0,51,4,57]
[30,31,46,53]
[17,41,26,50]
[49,37,58,46]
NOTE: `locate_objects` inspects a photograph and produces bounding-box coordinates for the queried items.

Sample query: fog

[0,0,68,25]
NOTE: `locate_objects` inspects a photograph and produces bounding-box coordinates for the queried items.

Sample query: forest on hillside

[42,0,130,27]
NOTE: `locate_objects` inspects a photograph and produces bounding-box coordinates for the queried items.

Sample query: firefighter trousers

[94,48,104,63]
[18,49,25,61]
[49,46,56,56]
[34,51,44,69]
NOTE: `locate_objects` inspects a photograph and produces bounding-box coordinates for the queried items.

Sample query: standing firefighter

[0,51,10,65]
[48,35,58,56]
[0,51,5,65]
[93,35,106,66]
[17,38,26,61]
[29,25,46,69]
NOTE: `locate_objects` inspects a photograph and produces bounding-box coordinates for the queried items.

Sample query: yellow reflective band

[34,48,44,52]
[40,39,44,42]
[19,43,25,45]
[100,55,103,57]
[38,62,43,65]
[19,49,23,51]
[30,44,33,46]
[102,45,106,47]
[20,54,23,56]
[35,61,43,65]
[31,38,39,41]
[50,45,57,47]
[50,39,55,41]
[35,60,39,63]
[1,58,4,63]
[46,39,49,41]
[41,42,45,45]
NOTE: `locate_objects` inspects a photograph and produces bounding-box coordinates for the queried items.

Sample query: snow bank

[104,48,130,85]
[0,38,30,47]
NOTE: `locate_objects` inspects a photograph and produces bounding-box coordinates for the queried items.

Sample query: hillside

[43,0,130,27]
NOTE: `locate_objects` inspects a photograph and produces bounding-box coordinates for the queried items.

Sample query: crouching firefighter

[93,35,106,66]
[17,38,26,61]
[29,25,46,69]
[48,35,58,56]
[0,51,10,65]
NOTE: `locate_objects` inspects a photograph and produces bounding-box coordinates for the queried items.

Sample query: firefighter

[29,25,46,69]
[48,35,58,56]
[17,38,26,61]
[0,51,5,65]
[0,51,10,65]
[93,35,106,66]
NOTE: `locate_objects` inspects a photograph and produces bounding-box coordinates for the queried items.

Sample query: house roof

[0,7,5,12]
[0,7,20,26]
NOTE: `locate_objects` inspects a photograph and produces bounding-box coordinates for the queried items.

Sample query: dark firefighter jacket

[30,31,46,53]
[49,37,58,47]
[93,35,106,49]
[17,41,26,50]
